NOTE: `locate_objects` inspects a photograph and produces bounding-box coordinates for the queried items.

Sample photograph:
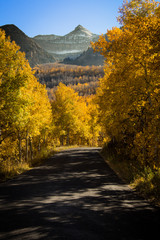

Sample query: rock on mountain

[0,24,56,67]
[63,47,104,66]
[33,25,99,61]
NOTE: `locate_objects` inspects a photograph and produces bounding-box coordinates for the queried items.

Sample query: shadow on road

[0,148,160,239]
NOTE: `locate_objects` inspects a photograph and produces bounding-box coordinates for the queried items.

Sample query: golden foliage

[0,29,52,177]
[92,0,160,168]
[52,83,101,146]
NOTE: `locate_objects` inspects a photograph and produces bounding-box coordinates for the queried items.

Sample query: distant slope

[34,63,104,98]
[63,47,104,66]
[33,25,99,61]
[0,24,56,67]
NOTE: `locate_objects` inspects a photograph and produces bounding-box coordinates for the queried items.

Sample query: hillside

[63,47,104,66]
[0,24,56,67]
[34,63,104,98]
[33,25,99,61]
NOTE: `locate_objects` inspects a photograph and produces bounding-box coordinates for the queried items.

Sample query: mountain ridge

[63,47,104,66]
[0,24,103,67]
[33,25,99,61]
[0,24,56,67]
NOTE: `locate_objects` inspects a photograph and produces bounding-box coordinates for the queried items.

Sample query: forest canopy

[92,0,160,169]
[0,29,52,177]
[34,63,104,98]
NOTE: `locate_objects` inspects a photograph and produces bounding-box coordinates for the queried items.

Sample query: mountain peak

[75,25,85,31]
[69,25,94,39]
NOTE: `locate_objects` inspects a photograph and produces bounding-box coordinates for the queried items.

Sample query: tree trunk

[25,130,29,163]
[38,137,41,152]
[29,137,33,163]
[43,132,46,146]
[67,129,70,146]
[60,135,64,146]
[0,127,2,145]
[18,130,22,163]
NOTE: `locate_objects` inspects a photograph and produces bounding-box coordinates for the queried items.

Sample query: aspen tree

[0,29,52,165]
[92,0,160,167]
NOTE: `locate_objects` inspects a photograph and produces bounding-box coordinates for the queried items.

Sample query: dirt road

[0,147,160,239]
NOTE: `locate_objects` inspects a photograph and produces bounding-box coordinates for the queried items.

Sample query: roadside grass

[132,168,160,204]
[101,145,160,206]
[0,145,80,182]
[0,161,31,182]
[0,147,56,182]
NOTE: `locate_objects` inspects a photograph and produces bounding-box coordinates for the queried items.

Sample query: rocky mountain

[0,24,104,67]
[33,25,99,61]
[0,24,56,67]
[63,47,104,66]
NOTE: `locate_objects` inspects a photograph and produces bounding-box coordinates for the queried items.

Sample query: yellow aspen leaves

[0,29,52,167]
[52,83,99,146]
[92,0,160,168]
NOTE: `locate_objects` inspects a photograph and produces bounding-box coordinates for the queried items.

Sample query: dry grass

[0,161,31,182]
[0,145,80,182]
[101,145,160,206]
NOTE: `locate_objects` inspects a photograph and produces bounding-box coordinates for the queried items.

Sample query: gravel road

[0,147,160,240]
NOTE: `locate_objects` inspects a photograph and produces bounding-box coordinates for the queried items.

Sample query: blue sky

[0,0,124,37]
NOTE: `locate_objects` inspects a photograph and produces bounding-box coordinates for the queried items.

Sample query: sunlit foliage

[0,29,52,177]
[51,83,101,146]
[92,0,160,168]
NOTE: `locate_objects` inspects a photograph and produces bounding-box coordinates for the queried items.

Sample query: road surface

[0,147,160,240]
